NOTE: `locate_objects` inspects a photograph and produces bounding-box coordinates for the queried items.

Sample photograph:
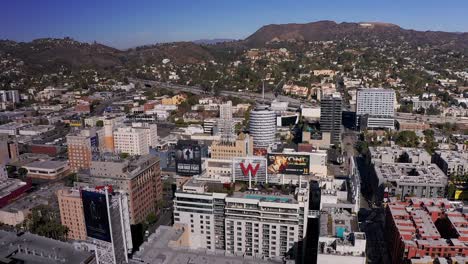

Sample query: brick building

[57,188,87,240]
[78,155,162,225]
[386,198,468,264]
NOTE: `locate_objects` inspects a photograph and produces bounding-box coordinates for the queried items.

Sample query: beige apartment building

[57,188,87,240]
[79,155,162,225]
[210,133,253,159]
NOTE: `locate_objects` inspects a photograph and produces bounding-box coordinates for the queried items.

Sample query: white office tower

[113,127,149,155]
[219,100,233,120]
[131,123,158,148]
[356,88,396,130]
[218,101,235,143]
[82,188,132,264]
[173,179,310,261]
[249,105,276,149]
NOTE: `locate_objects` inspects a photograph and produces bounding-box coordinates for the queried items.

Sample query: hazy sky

[1,0,467,49]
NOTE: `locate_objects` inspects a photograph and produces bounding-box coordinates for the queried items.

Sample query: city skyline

[1,0,468,49]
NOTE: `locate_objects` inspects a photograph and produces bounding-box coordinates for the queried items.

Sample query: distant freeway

[129,78,315,108]
[396,112,468,125]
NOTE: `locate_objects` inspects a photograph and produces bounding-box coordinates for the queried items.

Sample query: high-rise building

[320,93,342,144]
[249,105,276,149]
[113,127,149,155]
[217,101,235,142]
[103,119,115,152]
[219,100,233,120]
[57,188,87,240]
[356,88,395,129]
[173,179,311,261]
[66,128,98,172]
[131,123,158,148]
[78,155,162,225]
[210,133,253,159]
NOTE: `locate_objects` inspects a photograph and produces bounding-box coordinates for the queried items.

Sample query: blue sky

[1,0,467,49]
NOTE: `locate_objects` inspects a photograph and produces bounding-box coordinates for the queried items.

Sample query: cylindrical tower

[249,105,276,148]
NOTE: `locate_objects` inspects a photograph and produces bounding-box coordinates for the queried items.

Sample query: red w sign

[240,163,260,177]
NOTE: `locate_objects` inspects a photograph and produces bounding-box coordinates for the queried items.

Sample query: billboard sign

[175,140,202,176]
[82,190,111,242]
[233,157,267,183]
[267,153,310,175]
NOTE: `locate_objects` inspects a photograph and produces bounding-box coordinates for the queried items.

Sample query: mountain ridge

[1,20,467,74]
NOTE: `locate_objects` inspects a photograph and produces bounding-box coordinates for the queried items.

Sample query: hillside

[0,38,125,74]
[1,20,467,76]
[244,20,468,51]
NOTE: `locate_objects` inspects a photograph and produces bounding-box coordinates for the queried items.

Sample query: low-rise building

[0,230,94,264]
[23,160,70,181]
[318,210,366,264]
[369,146,432,165]
[433,150,468,178]
[412,99,438,110]
[132,225,273,264]
[386,198,468,264]
[210,133,253,159]
[302,131,332,149]
[161,94,187,105]
[372,163,447,199]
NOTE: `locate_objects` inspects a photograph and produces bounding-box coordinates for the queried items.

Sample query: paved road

[130,78,315,108]
[92,95,126,115]
[359,208,391,264]
[396,112,468,125]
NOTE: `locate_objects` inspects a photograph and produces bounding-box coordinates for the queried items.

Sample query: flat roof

[0,230,93,264]
[374,163,447,186]
[23,160,67,169]
[132,226,276,264]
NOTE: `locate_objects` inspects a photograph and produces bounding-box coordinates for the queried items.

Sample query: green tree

[447,183,457,199]
[423,129,438,154]
[95,120,104,127]
[146,212,157,225]
[22,205,69,241]
[18,168,28,178]
[426,105,441,115]
[356,141,369,155]
[395,131,419,147]
[64,173,78,187]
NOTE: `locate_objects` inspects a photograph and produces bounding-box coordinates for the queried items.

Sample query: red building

[30,144,59,156]
[386,198,468,263]
[0,179,32,208]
